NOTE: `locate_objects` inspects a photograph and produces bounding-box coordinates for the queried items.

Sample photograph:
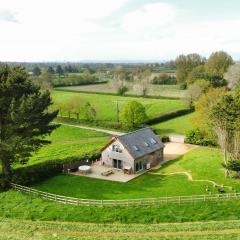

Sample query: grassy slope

[52,90,187,122]
[27,125,110,165]
[152,112,195,135]
[57,83,187,98]
[33,147,238,199]
[2,217,240,240]
[1,190,240,225]
[155,147,240,191]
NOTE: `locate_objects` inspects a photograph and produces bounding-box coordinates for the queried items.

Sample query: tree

[82,102,97,122]
[206,51,234,79]
[133,69,151,97]
[224,64,240,90]
[0,65,59,188]
[182,79,211,108]
[210,89,240,174]
[56,65,64,77]
[47,66,55,74]
[175,53,205,86]
[186,65,207,84]
[32,66,41,76]
[194,87,227,129]
[111,66,129,96]
[120,101,147,129]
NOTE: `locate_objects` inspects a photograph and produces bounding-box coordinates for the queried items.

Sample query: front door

[113,159,122,169]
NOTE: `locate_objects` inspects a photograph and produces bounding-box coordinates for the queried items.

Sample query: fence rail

[11,183,240,207]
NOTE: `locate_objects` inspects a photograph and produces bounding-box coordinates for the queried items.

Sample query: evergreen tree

[0,65,59,188]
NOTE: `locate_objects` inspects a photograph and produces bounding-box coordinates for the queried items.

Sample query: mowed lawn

[32,147,238,199]
[27,125,110,165]
[52,90,187,122]
[152,112,195,135]
[57,83,187,98]
[3,217,240,239]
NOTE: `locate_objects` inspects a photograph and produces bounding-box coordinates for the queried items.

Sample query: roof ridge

[118,127,151,138]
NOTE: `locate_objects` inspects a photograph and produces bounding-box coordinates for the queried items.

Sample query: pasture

[152,112,195,135]
[32,147,238,199]
[3,217,240,240]
[52,90,187,122]
[27,125,110,165]
[57,83,186,98]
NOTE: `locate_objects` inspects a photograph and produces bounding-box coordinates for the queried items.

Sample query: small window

[150,138,157,144]
[112,145,122,153]
[144,142,150,147]
[133,145,139,151]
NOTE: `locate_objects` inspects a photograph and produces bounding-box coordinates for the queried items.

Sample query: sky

[0,0,240,62]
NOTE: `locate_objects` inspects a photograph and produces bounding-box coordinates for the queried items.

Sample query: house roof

[110,128,164,159]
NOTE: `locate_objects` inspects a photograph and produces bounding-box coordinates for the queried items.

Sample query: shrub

[185,129,216,146]
[161,136,170,142]
[0,152,100,188]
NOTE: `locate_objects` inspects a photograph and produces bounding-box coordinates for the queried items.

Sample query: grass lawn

[3,216,240,239]
[154,147,240,192]
[2,190,240,225]
[27,125,110,165]
[32,147,239,199]
[152,112,195,135]
[52,90,187,122]
[57,83,187,98]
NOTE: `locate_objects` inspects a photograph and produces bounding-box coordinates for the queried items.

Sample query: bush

[185,129,216,146]
[0,152,100,188]
[161,136,170,142]
[152,75,177,85]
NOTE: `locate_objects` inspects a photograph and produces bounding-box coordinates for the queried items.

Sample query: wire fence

[11,183,240,207]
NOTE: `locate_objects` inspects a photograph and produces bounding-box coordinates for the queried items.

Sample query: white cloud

[121,3,176,36]
[0,0,240,61]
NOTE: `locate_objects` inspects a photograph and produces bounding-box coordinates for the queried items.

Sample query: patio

[71,161,147,182]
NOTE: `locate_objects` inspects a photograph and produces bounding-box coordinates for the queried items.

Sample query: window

[133,145,139,151]
[112,145,122,153]
[150,138,157,144]
[144,142,150,147]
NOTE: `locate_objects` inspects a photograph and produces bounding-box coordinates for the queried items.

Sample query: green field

[2,190,240,224]
[2,217,240,239]
[32,147,238,199]
[27,125,110,165]
[52,90,187,122]
[152,113,195,135]
[57,83,186,98]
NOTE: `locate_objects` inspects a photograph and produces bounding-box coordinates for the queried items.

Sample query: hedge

[54,88,180,100]
[0,151,100,187]
[146,108,194,125]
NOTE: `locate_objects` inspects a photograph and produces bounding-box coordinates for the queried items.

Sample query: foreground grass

[52,90,187,122]
[2,217,240,240]
[57,83,187,98]
[152,112,195,135]
[1,190,240,225]
[27,125,110,165]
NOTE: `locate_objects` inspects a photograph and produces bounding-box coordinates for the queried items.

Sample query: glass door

[113,159,122,169]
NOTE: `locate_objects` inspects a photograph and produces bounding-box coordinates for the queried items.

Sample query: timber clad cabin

[101,128,164,174]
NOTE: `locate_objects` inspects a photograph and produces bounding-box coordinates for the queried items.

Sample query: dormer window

[150,138,157,144]
[144,142,150,147]
[112,144,122,153]
[133,145,139,151]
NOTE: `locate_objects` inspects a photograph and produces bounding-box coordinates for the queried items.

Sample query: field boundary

[11,183,240,207]
[54,88,181,100]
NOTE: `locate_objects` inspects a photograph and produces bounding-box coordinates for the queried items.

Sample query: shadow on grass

[151,155,184,173]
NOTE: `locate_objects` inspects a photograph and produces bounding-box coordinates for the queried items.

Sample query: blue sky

[0,0,240,61]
